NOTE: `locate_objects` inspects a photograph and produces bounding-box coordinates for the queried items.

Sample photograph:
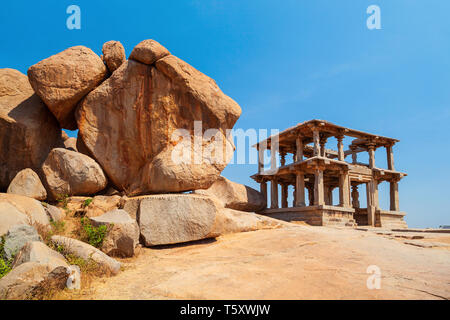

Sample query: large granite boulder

[194,176,266,212]
[0,262,68,300]
[0,193,50,227]
[2,224,41,260]
[63,137,77,151]
[12,241,68,270]
[90,209,139,257]
[41,148,107,199]
[76,41,241,196]
[129,39,170,65]
[51,235,121,275]
[138,194,219,246]
[0,202,29,236]
[102,40,126,73]
[7,168,47,201]
[0,68,62,190]
[27,46,107,129]
[84,195,122,218]
[210,208,285,235]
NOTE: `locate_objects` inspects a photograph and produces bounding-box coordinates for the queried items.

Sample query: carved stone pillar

[281,183,288,208]
[386,144,395,171]
[337,135,345,161]
[314,169,325,206]
[368,143,376,169]
[390,180,399,211]
[350,145,358,164]
[270,179,279,209]
[313,128,320,157]
[320,136,327,158]
[296,136,304,162]
[260,181,267,209]
[295,173,306,207]
[339,171,351,208]
[351,185,360,209]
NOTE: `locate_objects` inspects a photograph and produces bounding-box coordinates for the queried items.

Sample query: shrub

[82,198,93,208]
[56,194,69,210]
[0,236,13,279]
[80,218,108,248]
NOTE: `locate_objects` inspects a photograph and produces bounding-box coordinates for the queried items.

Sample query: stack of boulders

[0,39,283,298]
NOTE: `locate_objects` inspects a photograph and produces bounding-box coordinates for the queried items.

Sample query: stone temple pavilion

[251,120,407,228]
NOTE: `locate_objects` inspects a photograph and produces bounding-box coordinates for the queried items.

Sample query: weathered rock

[51,235,121,275]
[194,176,266,212]
[61,130,69,141]
[0,202,29,236]
[129,39,170,65]
[0,68,62,190]
[41,148,107,199]
[27,46,107,129]
[209,208,285,236]
[102,41,126,73]
[12,241,68,270]
[0,193,50,227]
[64,137,78,151]
[90,209,139,257]
[84,195,121,218]
[6,168,47,201]
[43,203,65,222]
[138,194,219,246]
[76,48,241,195]
[0,262,68,300]
[3,224,41,260]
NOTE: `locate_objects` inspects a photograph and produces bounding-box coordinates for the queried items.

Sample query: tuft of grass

[56,194,69,210]
[80,218,108,249]
[82,198,93,208]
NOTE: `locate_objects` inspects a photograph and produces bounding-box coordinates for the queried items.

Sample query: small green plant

[80,218,108,248]
[56,194,69,210]
[82,198,93,208]
[50,220,66,235]
[0,237,13,279]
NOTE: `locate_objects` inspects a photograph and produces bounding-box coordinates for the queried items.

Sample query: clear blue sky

[1,0,449,228]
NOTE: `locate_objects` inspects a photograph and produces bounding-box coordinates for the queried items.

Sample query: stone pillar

[351,185,360,208]
[270,143,277,170]
[386,144,395,170]
[320,136,327,157]
[368,143,376,169]
[258,146,264,173]
[337,135,345,161]
[270,179,278,209]
[314,169,325,206]
[350,145,357,164]
[324,186,334,206]
[366,180,378,226]
[292,187,297,207]
[313,128,320,157]
[295,173,306,207]
[296,136,304,162]
[307,185,314,206]
[280,150,286,167]
[260,181,267,209]
[390,180,399,211]
[339,171,350,208]
[281,183,288,208]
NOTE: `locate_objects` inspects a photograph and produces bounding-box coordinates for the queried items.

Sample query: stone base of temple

[354,209,407,228]
[260,205,356,227]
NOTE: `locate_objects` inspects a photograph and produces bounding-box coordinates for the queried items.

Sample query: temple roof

[253,119,399,151]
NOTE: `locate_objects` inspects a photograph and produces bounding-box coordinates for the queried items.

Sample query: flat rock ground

[62,225,450,300]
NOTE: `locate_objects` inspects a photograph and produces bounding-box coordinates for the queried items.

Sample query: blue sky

[1,0,449,228]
